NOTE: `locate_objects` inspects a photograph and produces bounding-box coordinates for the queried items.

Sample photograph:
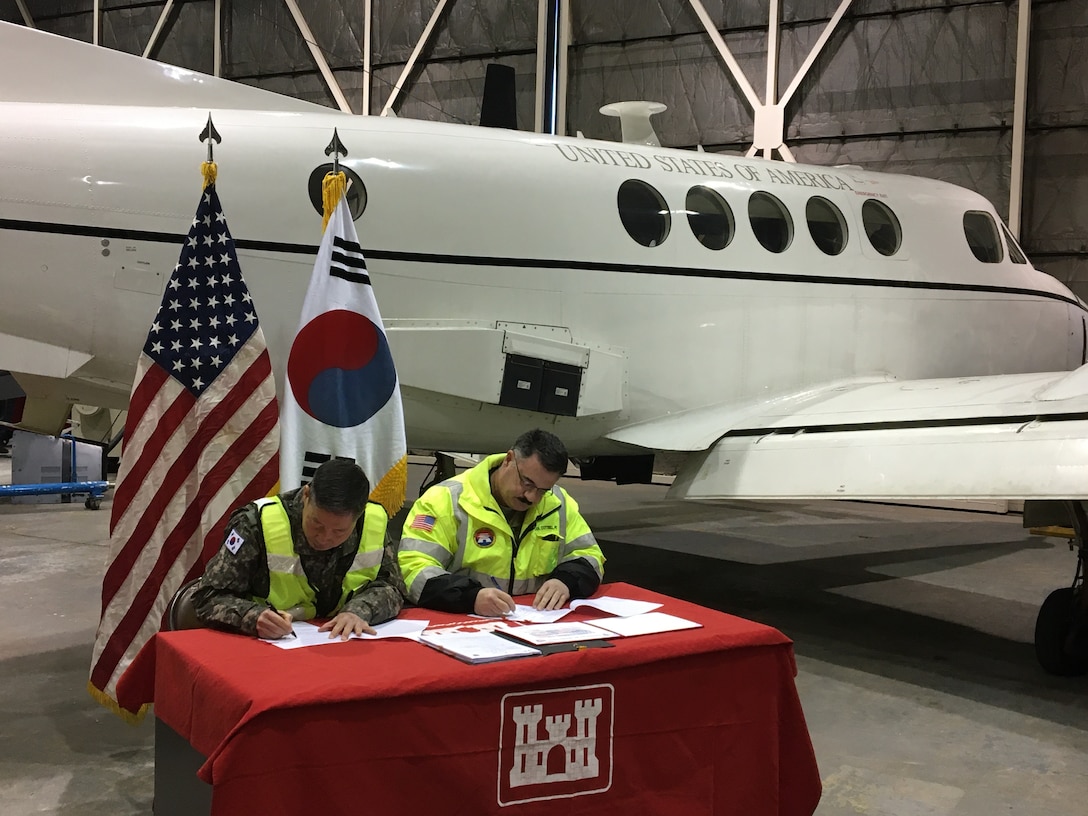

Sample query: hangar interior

[2,2,1088,815]
[4,0,1085,295]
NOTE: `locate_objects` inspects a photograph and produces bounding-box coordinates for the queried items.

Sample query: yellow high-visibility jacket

[399,454,604,603]
[256,496,388,618]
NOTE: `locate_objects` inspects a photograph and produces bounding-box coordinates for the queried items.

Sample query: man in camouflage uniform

[193,458,403,640]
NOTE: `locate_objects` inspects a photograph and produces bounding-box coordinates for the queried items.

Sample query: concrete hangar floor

[1,454,1087,815]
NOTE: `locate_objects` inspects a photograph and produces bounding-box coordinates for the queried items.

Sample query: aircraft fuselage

[1,102,1083,455]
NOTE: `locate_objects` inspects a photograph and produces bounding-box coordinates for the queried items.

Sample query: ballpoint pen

[489,577,514,616]
[268,603,297,638]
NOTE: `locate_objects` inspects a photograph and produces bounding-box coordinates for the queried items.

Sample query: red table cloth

[154,582,821,815]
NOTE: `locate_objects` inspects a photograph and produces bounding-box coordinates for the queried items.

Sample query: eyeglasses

[512,456,549,497]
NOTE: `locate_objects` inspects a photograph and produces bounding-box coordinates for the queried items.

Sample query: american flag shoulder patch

[409,514,436,532]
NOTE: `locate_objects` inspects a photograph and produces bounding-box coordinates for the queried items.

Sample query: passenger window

[806,196,848,256]
[862,199,902,257]
[963,211,1003,263]
[618,180,670,247]
[685,186,734,250]
[748,191,793,253]
[1000,223,1028,264]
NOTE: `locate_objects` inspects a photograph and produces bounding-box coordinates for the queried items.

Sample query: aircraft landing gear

[1033,501,1088,676]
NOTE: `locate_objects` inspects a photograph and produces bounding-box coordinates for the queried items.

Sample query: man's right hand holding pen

[474,577,516,617]
[256,605,296,639]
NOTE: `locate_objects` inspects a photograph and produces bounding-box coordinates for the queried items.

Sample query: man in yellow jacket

[399,429,605,616]
[193,458,403,639]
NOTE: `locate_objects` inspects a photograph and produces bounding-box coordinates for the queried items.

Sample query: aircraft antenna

[199,114,221,164]
[325,129,348,176]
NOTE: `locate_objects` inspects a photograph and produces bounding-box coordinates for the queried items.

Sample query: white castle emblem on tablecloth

[508,696,603,787]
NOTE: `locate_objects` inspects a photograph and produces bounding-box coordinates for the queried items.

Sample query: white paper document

[471,604,570,624]
[471,596,664,624]
[500,621,616,646]
[588,612,702,638]
[475,597,663,623]
[266,618,430,650]
[420,630,542,664]
[569,596,663,618]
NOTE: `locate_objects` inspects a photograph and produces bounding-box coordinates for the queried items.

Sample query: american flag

[410,513,437,532]
[89,181,280,717]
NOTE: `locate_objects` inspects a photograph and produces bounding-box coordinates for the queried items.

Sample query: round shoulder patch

[473,528,496,548]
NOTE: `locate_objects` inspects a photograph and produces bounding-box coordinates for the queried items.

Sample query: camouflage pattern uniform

[192,487,404,636]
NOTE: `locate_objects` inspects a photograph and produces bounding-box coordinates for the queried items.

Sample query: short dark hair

[512,428,568,475]
[308,458,369,517]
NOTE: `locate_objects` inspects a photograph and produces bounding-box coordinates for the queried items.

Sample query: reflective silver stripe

[284,604,314,622]
[448,482,469,573]
[348,548,383,572]
[267,552,306,577]
[459,570,493,587]
[551,488,567,540]
[400,536,453,568]
[462,569,543,596]
[408,565,446,603]
[510,576,545,595]
[559,532,604,577]
[253,497,277,509]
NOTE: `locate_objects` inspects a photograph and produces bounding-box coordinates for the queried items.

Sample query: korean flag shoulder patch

[224,529,245,555]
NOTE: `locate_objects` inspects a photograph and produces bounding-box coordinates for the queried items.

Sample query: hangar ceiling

[3,0,1086,299]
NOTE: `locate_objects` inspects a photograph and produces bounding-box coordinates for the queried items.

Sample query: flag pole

[199,113,222,188]
[89,117,281,719]
[322,129,348,233]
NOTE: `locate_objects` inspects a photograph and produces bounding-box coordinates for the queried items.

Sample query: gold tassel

[87,681,149,725]
[201,160,218,189]
[321,171,347,233]
[371,455,408,517]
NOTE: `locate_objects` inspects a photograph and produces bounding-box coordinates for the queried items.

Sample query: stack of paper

[470,596,664,624]
[569,597,663,618]
[588,612,701,637]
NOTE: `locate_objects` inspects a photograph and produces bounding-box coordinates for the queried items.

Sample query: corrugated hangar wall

[4,0,1086,298]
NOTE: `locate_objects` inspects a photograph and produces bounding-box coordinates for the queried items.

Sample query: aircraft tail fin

[0,21,331,113]
[479,64,517,129]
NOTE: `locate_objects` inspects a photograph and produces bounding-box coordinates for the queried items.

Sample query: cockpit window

[618,179,670,247]
[963,211,1003,263]
[1000,222,1028,264]
[685,186,734,250]
[862,199,902,257]
[748,191,793,254]
[806,196,848,256]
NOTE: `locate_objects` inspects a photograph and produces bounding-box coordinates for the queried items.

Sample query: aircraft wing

[608,367,1088,500]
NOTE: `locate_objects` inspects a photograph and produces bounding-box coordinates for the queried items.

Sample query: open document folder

[419,630,542,664]
[265,619,430,650]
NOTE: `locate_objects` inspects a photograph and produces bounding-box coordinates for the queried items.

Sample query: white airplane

[2,22,1087,673]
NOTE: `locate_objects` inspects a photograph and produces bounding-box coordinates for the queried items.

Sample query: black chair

[165,578,204,631]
